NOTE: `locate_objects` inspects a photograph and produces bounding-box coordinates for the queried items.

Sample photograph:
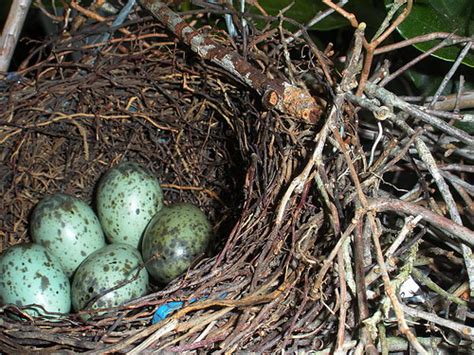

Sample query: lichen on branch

[138,0,322,123]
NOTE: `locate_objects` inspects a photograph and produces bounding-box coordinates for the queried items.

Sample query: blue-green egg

[71,244,149,313]
[141,203,212,284]
[96,162,164,248]
[0,244,71,316]
[30,193,106,277]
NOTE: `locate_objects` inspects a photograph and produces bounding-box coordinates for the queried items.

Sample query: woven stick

[139,0,322,123]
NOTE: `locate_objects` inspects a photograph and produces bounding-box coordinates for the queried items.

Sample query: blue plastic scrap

[152,300,187,324]
[152,293,227,324]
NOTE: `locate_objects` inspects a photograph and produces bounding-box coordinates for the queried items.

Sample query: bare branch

[0,0,33,72]
[139,0,322,123]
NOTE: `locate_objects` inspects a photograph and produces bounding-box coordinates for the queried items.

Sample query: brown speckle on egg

[96,162,164,248]
[141,203,212,284]
[30,193,106,277]
[71,243,148,315]
[0,244,71,316]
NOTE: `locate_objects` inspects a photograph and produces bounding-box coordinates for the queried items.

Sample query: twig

[385,215,423,258]
[322,0,358,28]
[34,0,64,22]
[91,319,177,353]
[372,0,407,41]
[274,84,339,225]
[159,307,234,350]
[97,0,137,46]
[139,0,322,123]
[288,0,350,42]
[379,35,455,87]
[429,41,473,108]
[374,33,474,55]
[388,113,474,295]
[310,26,365,300]
[364,82,474,146]
[323,0,414,95]
[311,212,361,299]
[400,304,474,340]
[335,248,348,351]
[367,198,474,245]
[440,170,474,196]
[433,91,474,111]
[378,323,389,355]
[331,128,428,354]
[340,23,365,92]
[411,268,467,307]
[128,318,177,354]
[0,0,33,72]
[68,0,147,50]
[353,218,377,354]
[455,75,465,113]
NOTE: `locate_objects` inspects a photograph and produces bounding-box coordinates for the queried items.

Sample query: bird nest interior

[1,3,473,354]
[0,15,333,352]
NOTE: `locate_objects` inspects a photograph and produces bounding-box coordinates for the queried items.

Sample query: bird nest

[1,3,473,353]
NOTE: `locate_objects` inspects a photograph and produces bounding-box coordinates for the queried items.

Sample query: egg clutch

[0,162,212,317]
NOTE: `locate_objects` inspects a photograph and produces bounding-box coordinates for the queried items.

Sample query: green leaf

[255,0,347,30]
[454,110,474,133]
[405,69,447,96]
[254,0,388,35]
[386,0,474,67]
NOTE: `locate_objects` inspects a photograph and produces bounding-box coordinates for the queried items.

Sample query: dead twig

[322,0,413,95]
[0,0,33,72]
[139,0,322,123]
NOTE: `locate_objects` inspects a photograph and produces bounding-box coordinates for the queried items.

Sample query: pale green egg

[30,193,106,277]
[71,244,149,313]
[96,162,164,249]
[0,244,71,316]
[141,203,212,284]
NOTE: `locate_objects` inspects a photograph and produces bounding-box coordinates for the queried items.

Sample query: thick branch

[364,81,474,146]
[0,0,33,72]
[138,0,322,123]
[368,198,474,246]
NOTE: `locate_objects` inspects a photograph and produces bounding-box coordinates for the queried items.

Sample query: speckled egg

[0,244,71,316]
[71,243,149,313]
[30,193,106,277]
[141,203,212,284]
[96,162,164,249]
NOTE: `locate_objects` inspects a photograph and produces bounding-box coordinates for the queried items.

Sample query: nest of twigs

[1,2,474,353]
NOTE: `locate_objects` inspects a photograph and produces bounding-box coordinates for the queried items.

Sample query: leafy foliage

[255,0,474,67]
[256,0,346,30]
[255,0,386,32]
[386,0,474,67]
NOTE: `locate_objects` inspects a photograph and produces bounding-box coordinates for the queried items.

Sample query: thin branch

[289,0,350,42]
[429,41,473,108]
[388,112,474,295]
[356,0,413,95]
[335,249,348,351]
[322,0,358,28]
[374,33,474,55]
[0,0,33,72]
[411,268,467,307]
[367,198,474,245]
[139,0,322,123]
[97,0,137,46]
[331,128,428,354]
[400,304,474,341]
[379,36,455,87]
[364,82,474,146]
[385,215,423,258]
